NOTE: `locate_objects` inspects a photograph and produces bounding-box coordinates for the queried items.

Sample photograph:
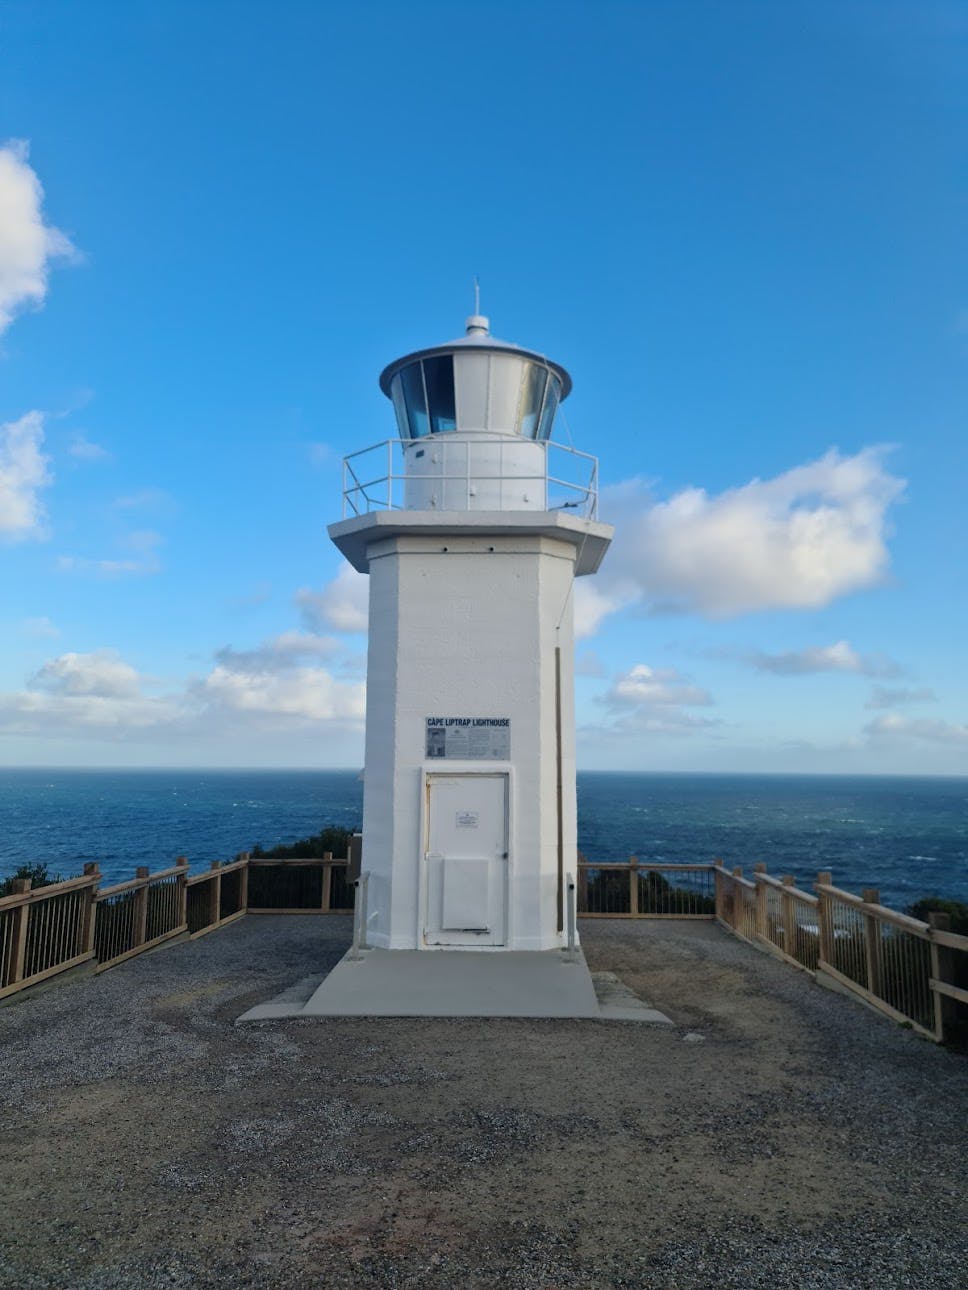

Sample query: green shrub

[247,825,355,860]
[906,896,968,937]
[0,862,63,898]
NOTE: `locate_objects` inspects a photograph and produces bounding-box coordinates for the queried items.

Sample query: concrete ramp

[237,948,671,1023]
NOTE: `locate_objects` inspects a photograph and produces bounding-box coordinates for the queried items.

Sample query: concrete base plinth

[237,948,672,1023]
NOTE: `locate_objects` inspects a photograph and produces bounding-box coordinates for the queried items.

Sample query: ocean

[1,769,965,912]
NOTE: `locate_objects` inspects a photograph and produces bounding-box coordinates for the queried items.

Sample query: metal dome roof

[378,315,573,400]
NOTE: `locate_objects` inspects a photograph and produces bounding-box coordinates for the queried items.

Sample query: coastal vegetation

[907,895,968,936]
[246,825,354,860]
[243,826,357,911]
[0,862,62,898]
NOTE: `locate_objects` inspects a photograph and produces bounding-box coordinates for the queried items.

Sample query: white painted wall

[360,529,582,951]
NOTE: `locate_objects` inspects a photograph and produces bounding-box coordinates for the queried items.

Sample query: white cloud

[604,663,712,710]
[214,631,344,674]
[0,638,365,738]
[204,628,365,721]
[865,686,937,710]
[31,649,142,698]
[865,714,968,745]
[573,582,623,640]
[0,688,176,731]
[0,411,51,540]
[19,616,59,638]
[297,563,369,633]
[0,140,75,334]
[744,640,902,677]
[201,664,365,723]
[591,663,717,736]
[601,448,904,619]
[68,433,111,462]
[0,649,178,732]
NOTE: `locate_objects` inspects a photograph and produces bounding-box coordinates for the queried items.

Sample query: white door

[425,773,508,946]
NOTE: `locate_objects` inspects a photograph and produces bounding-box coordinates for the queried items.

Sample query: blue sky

[1,0,965,772]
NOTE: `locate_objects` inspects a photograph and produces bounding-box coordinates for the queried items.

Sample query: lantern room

[379,314,571,442]
[371,315,581,514]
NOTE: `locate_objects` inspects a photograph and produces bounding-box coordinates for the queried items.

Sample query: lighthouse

[328,311,612,970]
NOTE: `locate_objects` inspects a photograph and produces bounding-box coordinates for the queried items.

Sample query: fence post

[862,888,882,997]
[238,853,250,912]
[81,863,101,958]
[209,860,222,929]
[712,859,725,922]
[816,871,834,967]
[628,856,639,917]
[781,875,797,959]
[928,911,955,1043]
[731,867,743,932]
[8,879,31,986]
[175,857,189,928]
[133,866,150,948]
[321,852,333,913]
[753,863,767,938]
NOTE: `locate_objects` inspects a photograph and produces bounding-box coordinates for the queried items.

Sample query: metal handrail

[565,873,577,962]
[341,438,599,520]
[349,871,369,960]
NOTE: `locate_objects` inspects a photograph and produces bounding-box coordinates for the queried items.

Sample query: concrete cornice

[328,510,613,576]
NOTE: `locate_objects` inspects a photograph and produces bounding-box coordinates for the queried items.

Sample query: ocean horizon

[1,767,965,912]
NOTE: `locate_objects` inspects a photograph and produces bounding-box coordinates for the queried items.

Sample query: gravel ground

[1,916,966,1289]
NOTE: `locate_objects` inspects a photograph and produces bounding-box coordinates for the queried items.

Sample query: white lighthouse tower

[330,312,612,961]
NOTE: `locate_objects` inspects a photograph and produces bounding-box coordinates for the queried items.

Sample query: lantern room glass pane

[424,355,457,434]
[400,362,429,438]
[389,375,409,439]
[537,374,561,442]
[517,363,548,439]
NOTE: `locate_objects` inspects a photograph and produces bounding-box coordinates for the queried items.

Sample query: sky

[0,0,966,773]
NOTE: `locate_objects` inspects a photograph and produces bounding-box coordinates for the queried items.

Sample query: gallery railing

[341,437,600,519]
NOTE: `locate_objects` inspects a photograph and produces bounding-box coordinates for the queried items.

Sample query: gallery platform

[237,948,672,1023]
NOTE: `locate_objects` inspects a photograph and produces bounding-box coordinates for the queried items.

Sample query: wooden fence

[576,856,967,1043]
[4,850,966,1045]
[711,860,968,1044]
[0,853,354,1001]
[578,859,716,917]
[0,871,99,1001]
[94,859,189,971]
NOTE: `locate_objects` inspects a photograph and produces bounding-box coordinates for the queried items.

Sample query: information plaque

[426,717,510,760]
